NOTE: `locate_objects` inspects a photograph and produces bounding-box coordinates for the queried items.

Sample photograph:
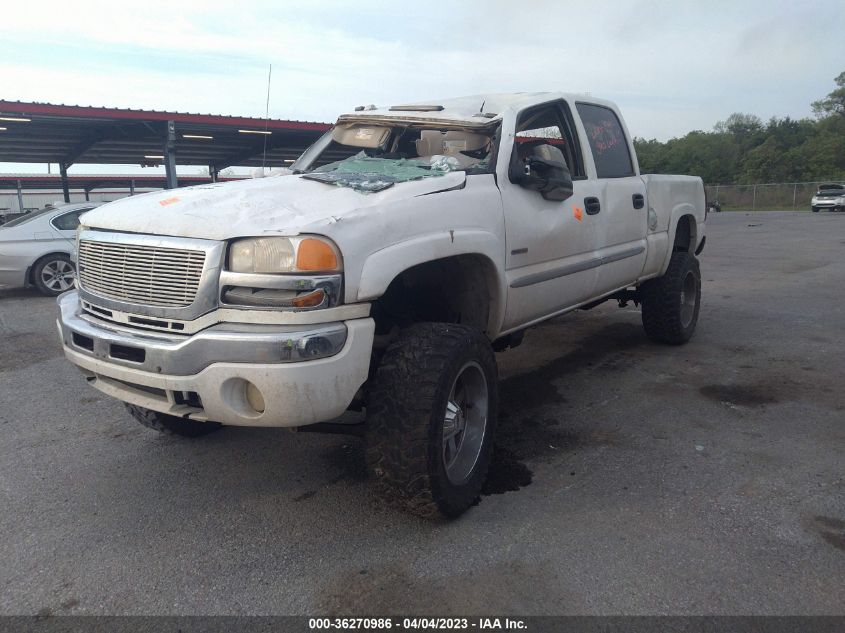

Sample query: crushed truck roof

[336,92,613,128]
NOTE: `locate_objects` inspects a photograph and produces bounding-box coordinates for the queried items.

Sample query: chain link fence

[704,182,839,211]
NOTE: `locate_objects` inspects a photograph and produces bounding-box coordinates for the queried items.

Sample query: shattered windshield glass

[301,153,467,193]
[296,122,497,193]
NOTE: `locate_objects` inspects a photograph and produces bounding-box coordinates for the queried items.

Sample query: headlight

[227,236,342,274]
[222,235,343,310]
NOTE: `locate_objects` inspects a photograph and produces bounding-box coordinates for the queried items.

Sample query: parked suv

[811,183,845,212]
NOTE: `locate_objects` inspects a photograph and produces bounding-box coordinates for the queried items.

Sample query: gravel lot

[0,211,843,616]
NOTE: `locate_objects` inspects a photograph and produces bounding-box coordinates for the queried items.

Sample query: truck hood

[81,171,466,241]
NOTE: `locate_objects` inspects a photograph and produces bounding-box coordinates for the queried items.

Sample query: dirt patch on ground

[699,383,780,407]
[317,559,572,615]
[811,516,845,553]
[0,332,62,372]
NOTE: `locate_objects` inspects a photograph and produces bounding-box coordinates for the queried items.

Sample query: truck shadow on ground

[195,319,654,506]
[484,320,649,495]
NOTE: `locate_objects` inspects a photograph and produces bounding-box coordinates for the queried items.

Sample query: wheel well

[673,215,696,252]
[372,255,497,337]
[28,251,72,283]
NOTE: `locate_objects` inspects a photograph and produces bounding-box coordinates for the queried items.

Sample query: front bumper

[57,291,375,427]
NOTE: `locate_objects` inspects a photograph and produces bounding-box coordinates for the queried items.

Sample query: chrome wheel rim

[679,271,697,328]
[442,361,489,485]
[41,260,75,292]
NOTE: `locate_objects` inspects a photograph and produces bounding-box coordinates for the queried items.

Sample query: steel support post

[60,163,71,203]
[164,121,178,189]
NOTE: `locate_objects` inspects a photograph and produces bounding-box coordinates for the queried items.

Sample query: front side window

[513,102,584,180]
[576,102,634,179]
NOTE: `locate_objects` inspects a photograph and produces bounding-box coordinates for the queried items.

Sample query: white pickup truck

[58,92,705,518]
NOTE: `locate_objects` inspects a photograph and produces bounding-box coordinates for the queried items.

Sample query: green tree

[812,71,845,118]
[633,71,845,184]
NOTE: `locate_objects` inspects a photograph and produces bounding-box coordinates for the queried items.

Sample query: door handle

[632,193,645,209]
[584,197,601,215]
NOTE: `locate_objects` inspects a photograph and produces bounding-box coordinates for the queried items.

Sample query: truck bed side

[640,174,706,280]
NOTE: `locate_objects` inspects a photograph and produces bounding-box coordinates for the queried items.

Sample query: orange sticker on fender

[573,205,583,222]
[159,197,180,206]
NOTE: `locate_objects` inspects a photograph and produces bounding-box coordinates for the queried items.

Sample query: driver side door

[499,100,602,331]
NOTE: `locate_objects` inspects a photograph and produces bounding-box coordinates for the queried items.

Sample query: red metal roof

[0,100,332,169]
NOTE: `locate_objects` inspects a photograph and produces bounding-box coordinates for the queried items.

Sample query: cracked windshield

[299,123,496,192]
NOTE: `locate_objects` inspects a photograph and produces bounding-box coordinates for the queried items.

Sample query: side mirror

[510,143,573,202]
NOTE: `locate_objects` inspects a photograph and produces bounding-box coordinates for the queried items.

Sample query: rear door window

[576,103,634,178]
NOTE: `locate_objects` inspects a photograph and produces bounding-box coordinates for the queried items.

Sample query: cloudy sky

[1,0,843,172]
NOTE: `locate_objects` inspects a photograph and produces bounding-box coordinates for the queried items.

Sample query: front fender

[356,229,506,332]
[357,229,504,300]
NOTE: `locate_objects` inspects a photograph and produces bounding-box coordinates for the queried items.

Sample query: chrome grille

[78,239,206,308]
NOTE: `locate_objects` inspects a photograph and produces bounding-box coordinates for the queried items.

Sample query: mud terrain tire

[365,323,498,519]
[640,251,701,345]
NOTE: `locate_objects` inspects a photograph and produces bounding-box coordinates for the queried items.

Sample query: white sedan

[0,202,100,296]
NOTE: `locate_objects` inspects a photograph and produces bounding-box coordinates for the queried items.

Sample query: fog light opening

[244,381,265,414]
[221,378,266,419]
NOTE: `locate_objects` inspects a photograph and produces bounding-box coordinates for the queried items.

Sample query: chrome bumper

[57,290,347,375]
[56,290,375,427]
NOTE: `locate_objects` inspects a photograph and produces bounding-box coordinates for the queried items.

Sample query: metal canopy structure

[0,100,331,200]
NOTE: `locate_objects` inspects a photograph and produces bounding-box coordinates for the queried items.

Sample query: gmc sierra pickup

[58,92,706,517]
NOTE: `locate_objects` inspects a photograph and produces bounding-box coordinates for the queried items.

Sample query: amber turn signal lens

[296,238,339,271]
[291,289,326,308]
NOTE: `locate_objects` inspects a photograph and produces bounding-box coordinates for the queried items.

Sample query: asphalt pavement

[0,211,843,615]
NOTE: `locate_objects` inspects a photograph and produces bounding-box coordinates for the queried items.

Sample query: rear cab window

[575,102,635,179]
